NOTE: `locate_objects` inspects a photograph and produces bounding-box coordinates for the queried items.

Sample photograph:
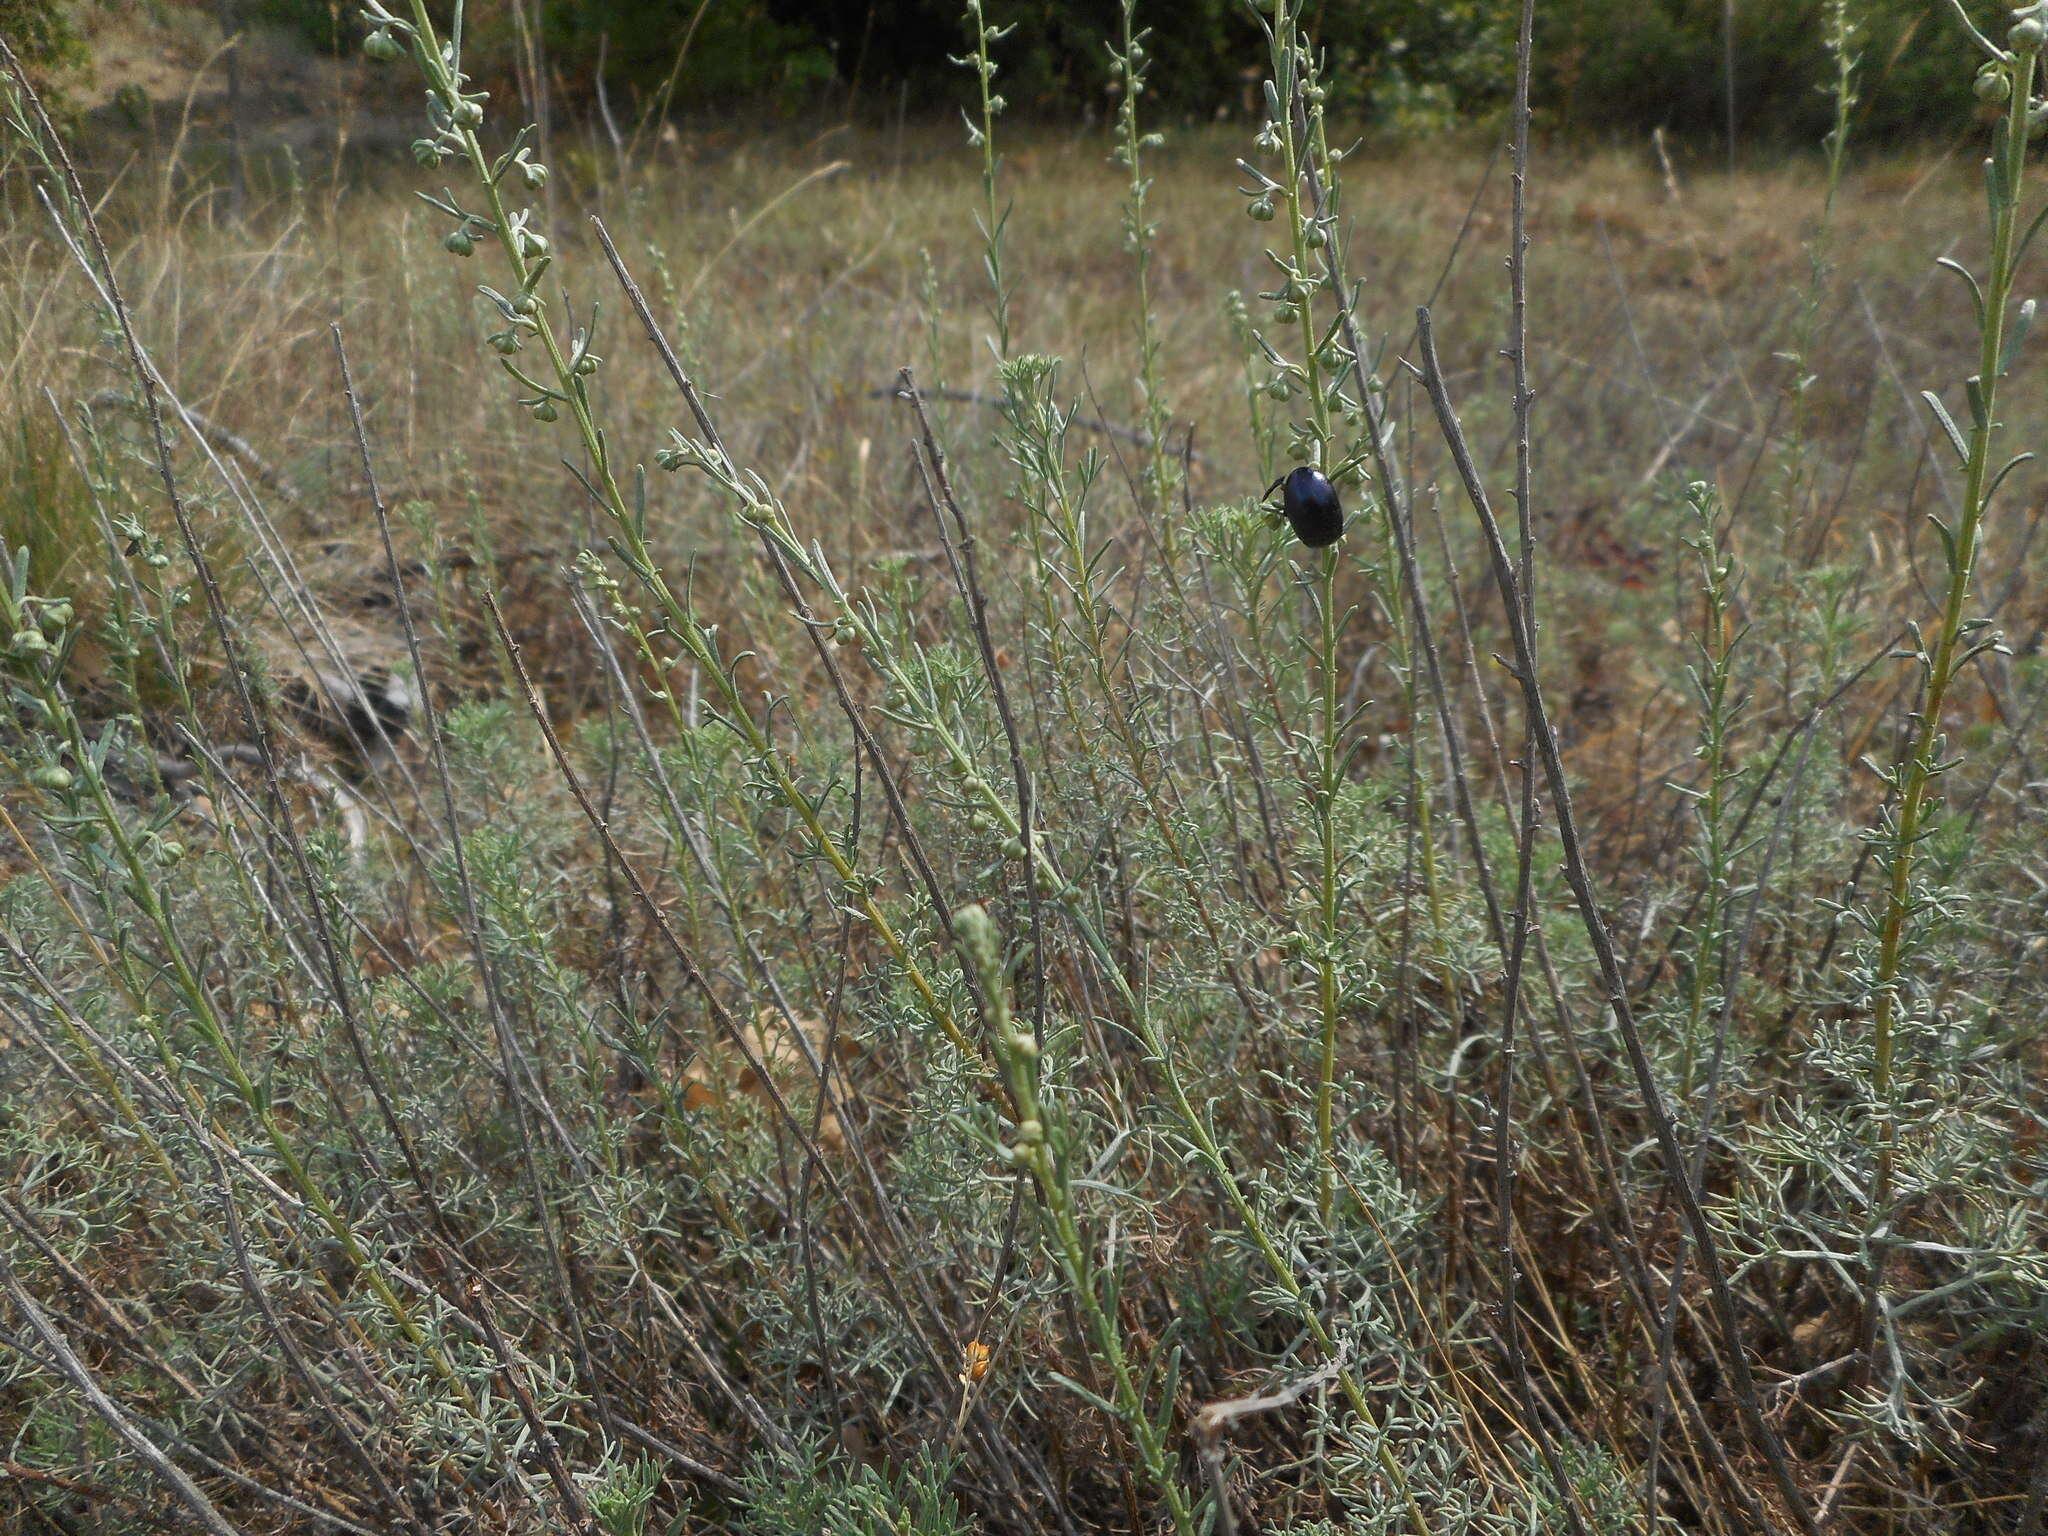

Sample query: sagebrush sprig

[1854,0,2045,1385]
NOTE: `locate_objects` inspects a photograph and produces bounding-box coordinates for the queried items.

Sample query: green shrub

[1545,0,1981,146]
[0,0,85,90]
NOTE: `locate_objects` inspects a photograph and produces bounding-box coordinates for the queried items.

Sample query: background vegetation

[255,0,1990,138]
[2,0,1998,141]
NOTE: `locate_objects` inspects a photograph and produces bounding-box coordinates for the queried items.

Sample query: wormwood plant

[1671,481,1749,1106]
[1852,0,2046,1368]
[2,1,2047,1533]
[363,2,1449,1525]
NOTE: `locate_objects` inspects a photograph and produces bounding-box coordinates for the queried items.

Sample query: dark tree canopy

[235,0,1985,146]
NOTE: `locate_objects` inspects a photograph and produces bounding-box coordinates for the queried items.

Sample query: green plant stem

[1679,497,1742,1099]
[1115,0,1175,525]
[1263,0,1346,1227]
[961,904,1196,1534]
[1859,39,2037,1372]
[966,0,1011,359]
[1313,539,1342,1222]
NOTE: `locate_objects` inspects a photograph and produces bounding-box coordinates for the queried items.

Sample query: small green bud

[443,229,475,257]
[450,97,485,129]
[1014,1118,1044,1146]
[1001,837,1025,860]
[411,138,443,168]
[11,629,49,655]
[2013,17,2046,51]
[155,839,185,866]
[40,602,73,629]
[1248,195,1276,222]
[363,28,402,62]
[573,353,599,376]
[533,400,560,423]
[489,331,522,355]
[1304,223,1327,249]
[1978,66,2013,104]
[513,292,540,316]
[518,228,550,259]
[521,160,550,190]
[30,766,73,791]
[1265,376,1293,401]
[1305,84,1327,105]
[1273,303,1301,325]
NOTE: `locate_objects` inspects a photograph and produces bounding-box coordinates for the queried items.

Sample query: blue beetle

[1267,465,1344,548]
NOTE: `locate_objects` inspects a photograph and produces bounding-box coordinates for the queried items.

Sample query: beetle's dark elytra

[1273,465,1344,548]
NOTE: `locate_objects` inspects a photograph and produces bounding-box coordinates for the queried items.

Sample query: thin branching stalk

[959,905,1200,1536]
[962,0,1014,359]
[1857,5,2043,1382]
[1111,0,1176,522]
[1249,0,1351,1226]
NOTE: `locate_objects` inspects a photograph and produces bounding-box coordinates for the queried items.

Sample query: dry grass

[9,117,2040,798]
